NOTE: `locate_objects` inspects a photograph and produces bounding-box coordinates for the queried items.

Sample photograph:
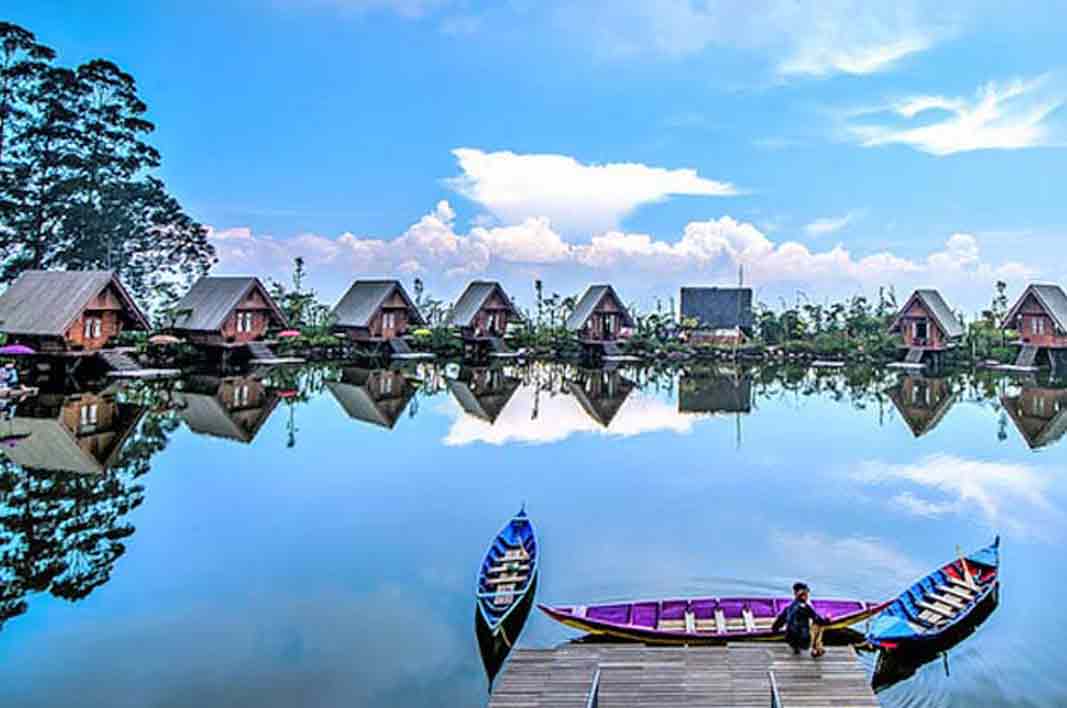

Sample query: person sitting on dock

[772,582,829,658]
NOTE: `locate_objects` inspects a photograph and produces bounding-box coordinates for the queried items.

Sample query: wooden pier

[489,644,877,708]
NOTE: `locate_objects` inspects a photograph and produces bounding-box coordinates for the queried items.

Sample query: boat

[538,595,888,645]
[866,537,1000,651]
[475,506,538,645]
[871,588,999,692]
[476,574,537,687]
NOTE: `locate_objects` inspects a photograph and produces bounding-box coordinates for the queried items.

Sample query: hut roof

[565,285,634,332]
[1004,283,1067,332]
[331,280,425,328]
[679,287,754,331]
[678,374,753,414]
[170,276,287,332]
[890,289,965,338]
[1001,388,1067,450]
[0,270,149,336]
[447,281,522,328]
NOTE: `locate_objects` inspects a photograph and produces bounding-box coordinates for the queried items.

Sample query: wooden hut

[3,391,145,474]
[325,367,416,429]
[331,280,426,355]
[447,281,524,358]
[565,285,634,357]
[679,287,754,346]
[566,368,634,427]
[887,289,964,367]
[169,276,288,348]
[1002,284,1067,370]
[447,366,521,424]
[0,270,149,354]
[1001,386,1067,450]
[176,374,279,444]
[678,370,753,414]
[887,376,958,438]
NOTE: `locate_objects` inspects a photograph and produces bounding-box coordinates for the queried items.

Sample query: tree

[0,22,55,166]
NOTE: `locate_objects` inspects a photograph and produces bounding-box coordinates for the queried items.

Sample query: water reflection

[447,366,521,424]
[1001,385,1067,450]
[887,376,958,438]
[176,374,280,444]
[678,368,753,415]
[566,368,635,428]
[325,367,417,430]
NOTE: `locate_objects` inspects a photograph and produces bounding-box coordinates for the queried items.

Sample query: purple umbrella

[0,344,35,356]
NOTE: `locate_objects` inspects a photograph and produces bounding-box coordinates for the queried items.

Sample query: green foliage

[0,21,214,303]
[269,257,333,334]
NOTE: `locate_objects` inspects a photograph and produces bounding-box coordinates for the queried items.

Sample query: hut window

[382,312,396,330]
[1034,317,1046,335]
[235,385,249,407]
[83,317,102,339]
[236,312,254,333]
[382,375,394,395]
[80,403,98,427]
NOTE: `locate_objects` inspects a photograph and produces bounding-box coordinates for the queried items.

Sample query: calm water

[1,363,1065,707]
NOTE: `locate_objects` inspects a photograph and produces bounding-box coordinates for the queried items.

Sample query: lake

[1,363,1065,707]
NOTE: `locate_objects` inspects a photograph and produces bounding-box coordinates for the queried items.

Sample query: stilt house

[448,281,523,356]
[1002,284,1067,370]
[331,280,425,352]
[168,276,288,346]
[0,270,149,353]
[888,289,964,366]
[565,285,634,355]
[679,287,754,346]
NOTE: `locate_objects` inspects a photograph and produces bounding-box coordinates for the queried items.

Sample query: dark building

[679,287,754,346]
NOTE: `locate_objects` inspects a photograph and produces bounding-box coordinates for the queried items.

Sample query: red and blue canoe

[539,595,888,645]
[867,537,1000,651]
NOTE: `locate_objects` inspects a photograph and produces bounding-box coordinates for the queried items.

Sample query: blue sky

[10,1,1067,312]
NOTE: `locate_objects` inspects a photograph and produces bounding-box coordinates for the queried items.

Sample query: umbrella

[148,334,182,345]
[0,344,35,356]
[278,330,301,338]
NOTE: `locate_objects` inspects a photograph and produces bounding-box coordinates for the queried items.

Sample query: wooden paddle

[956,545,979,590]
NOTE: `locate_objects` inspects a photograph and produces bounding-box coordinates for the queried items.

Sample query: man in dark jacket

[772,582,829,657]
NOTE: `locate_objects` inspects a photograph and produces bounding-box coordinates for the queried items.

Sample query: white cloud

[848,75,1067,155]
[804,213,855,237]
[209,203,1036,307]
[552,1,949,78]
[770,530,924,596]
[855,454,1064,539]
[446,148,738,233]
[442,380,693,446]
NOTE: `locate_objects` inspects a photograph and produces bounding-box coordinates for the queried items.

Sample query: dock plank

[489,644,877,708]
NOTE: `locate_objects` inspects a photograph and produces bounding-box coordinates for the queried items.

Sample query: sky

[10,1,1067,314]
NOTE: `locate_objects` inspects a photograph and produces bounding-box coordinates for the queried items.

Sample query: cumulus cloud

[804,213,855,237]
[208,202,1035,305]
[446,148,738,233]
[847,75,1067,155]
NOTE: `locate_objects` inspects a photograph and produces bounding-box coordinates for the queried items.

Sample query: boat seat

[916,600,955,619]
[492,588,516,607]
[938,583,973,601]
[500,548,529,562]
[948,576,977,591]
[658,619,686,631]
[488,562,530,575]
[926,591,964,610]
[725,617,747,632]
[486,573,527,587]
[694,619,717,633]
[752,617,775,630]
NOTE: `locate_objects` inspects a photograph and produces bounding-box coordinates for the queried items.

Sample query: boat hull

[476,509,538,634]
[539,596,888,645]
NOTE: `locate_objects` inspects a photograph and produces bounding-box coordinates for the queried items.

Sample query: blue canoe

[867,537,1000,650]
[476,507,538,633]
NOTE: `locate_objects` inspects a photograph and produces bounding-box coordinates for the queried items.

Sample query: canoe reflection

[475,575,537,689]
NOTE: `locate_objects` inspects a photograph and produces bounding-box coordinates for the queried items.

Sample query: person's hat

[792,582,810,593]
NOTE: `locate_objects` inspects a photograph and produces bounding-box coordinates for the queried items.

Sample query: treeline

[0,21,214,302]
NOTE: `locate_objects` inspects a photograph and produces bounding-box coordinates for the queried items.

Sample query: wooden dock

[489,644,877,708]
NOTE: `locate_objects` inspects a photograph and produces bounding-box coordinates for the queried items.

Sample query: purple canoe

[539,596,889,645]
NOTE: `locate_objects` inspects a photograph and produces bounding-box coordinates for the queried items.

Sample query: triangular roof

[175,376,279,444]
[447,370,521,423]
[680,287,754,331]
[1003,283,1067,332]
[447,281,523,328]
[887,377,958,437]
[1001,387,1067,450]
[565,285,634,332]
[0,270,150,337]
[331,280,426,328]
[889,289,965,339]
[170,276,288,332]
[566,371,634,427]
[1,397,145,474]
[325,368,415,429]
